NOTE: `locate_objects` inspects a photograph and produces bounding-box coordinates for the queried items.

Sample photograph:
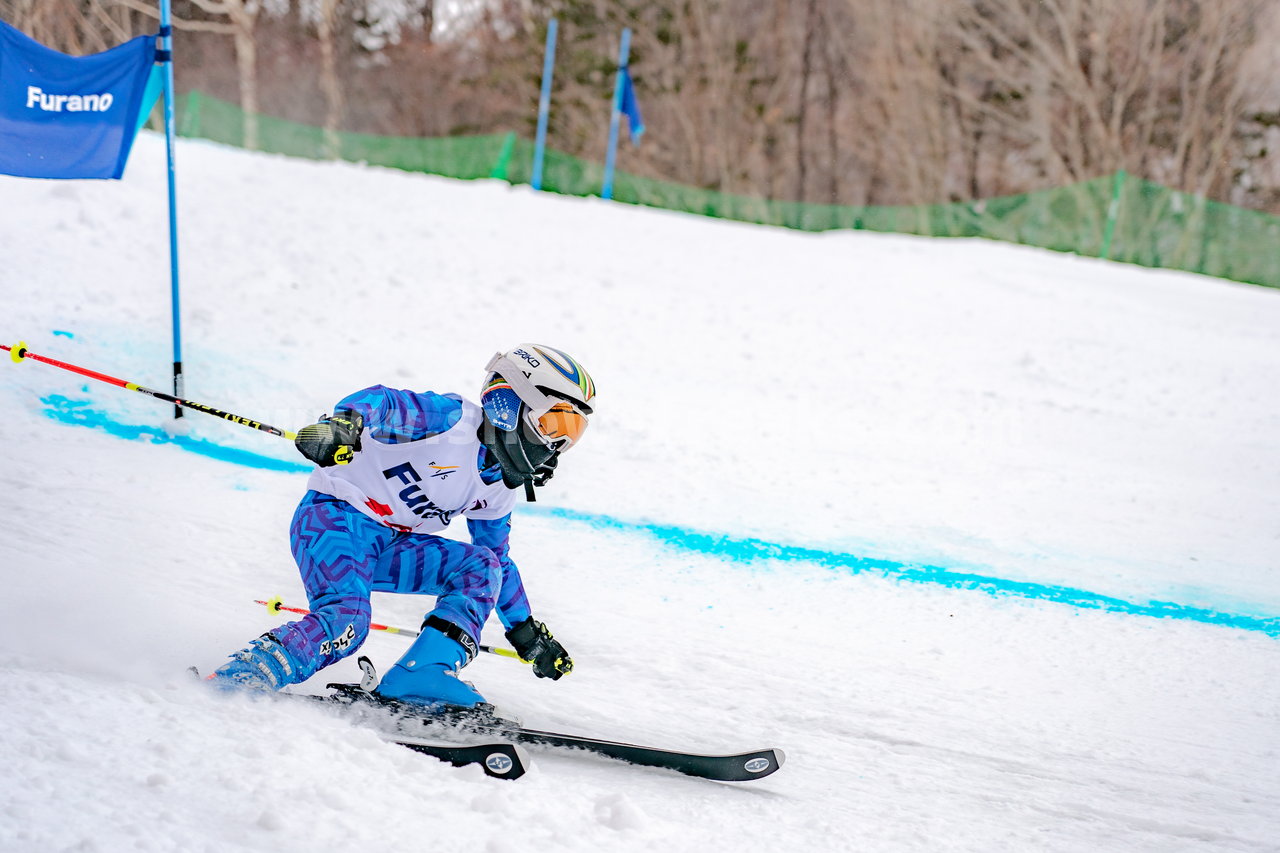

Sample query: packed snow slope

[2,133,1278,853]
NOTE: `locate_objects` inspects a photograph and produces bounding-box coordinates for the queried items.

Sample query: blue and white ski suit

[269,385,532,684]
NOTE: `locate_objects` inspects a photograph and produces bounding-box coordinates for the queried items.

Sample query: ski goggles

[481,374,589,451]
[536,400,589,448]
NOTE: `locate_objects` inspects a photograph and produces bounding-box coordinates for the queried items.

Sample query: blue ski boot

[208,633,303,692]
[376,618,485,709]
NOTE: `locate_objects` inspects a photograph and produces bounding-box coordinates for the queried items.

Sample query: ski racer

[208,344,596,709]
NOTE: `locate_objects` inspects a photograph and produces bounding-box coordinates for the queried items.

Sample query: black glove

[505,617,573,680]
[294,410,363,467]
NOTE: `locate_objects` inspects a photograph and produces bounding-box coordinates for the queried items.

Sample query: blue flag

[620,66,644,144]
[0,20,157,179]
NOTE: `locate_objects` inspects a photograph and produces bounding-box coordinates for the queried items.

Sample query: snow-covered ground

[1,132,1278,852]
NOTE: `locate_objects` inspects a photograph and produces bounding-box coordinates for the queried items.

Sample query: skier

[208,344,596,709]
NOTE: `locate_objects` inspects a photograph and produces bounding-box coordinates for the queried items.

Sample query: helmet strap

[478,417,559,501]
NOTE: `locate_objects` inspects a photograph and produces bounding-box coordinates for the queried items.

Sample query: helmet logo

[512,348,542,369]
[481,379,522,432]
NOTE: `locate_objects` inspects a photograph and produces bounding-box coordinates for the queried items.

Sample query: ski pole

[255,597,528,663]
[3,341,297,440]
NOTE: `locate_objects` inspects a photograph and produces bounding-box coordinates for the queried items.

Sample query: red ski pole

[255,597,527,662]
[3,341,297,440]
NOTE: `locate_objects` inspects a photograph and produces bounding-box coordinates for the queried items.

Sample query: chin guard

[479,417,561,501]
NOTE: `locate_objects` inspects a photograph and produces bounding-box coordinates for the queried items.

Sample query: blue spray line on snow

[40,395,310,474]
[37,396,1280,638]
[518,508,1280,638]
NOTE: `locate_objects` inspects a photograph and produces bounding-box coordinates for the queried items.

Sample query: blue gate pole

[159,0,183,417]
[600,27,632,201]
[531,18,558,191]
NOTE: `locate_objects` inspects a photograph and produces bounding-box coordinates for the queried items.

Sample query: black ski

[324,681,785,782]
[199,661,783,782]
[192,665,527,780]
[296,686,529,780]
[496,727,782,782]
[390,736,528,780]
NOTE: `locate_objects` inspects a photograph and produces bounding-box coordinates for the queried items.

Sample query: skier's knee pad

[468,548,503,603]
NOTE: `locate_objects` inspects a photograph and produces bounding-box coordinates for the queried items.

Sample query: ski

[496,726,782,782]
[192,665,528,780]
[389,736,529,780]
[199,661,784,782]
[323,681,785,782]
[293,686,530,780]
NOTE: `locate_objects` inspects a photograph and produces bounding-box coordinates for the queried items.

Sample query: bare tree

[1,0,153,53]
[300,0,345,156]
[182,0,272,149]
[6,0,1279,216]
[946,0,1264,196]
[796,0,819,201]
[840,0,961,206]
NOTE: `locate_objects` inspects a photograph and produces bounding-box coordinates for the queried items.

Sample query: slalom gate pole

[255,597,528,663]
[3,341,296,440]
[531,17,558,191]
[158,0,185,419]
[600,27,632,201]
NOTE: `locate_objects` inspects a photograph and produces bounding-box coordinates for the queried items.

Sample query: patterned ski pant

[271,490,502,683]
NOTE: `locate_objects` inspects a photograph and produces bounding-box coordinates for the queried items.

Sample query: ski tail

[393,737,529,780]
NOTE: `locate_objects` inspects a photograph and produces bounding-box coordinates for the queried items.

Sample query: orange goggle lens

[535,402,588,448]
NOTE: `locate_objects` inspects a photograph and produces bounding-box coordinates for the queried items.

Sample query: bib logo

[383,462,455,524]
[26,85,114,113]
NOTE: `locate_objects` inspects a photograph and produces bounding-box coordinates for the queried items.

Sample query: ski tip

[396,738,530,781]
[490,744,531,780]
[737,748,784,780]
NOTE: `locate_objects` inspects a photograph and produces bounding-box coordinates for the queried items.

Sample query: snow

[1,132,1278,852]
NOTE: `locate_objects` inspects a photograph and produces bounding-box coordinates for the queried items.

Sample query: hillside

[1,133,1278,852]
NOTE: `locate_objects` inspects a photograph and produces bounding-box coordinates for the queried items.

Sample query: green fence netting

[174,91,1280,290]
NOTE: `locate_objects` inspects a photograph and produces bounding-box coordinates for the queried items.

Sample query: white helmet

[479,344,596,495]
